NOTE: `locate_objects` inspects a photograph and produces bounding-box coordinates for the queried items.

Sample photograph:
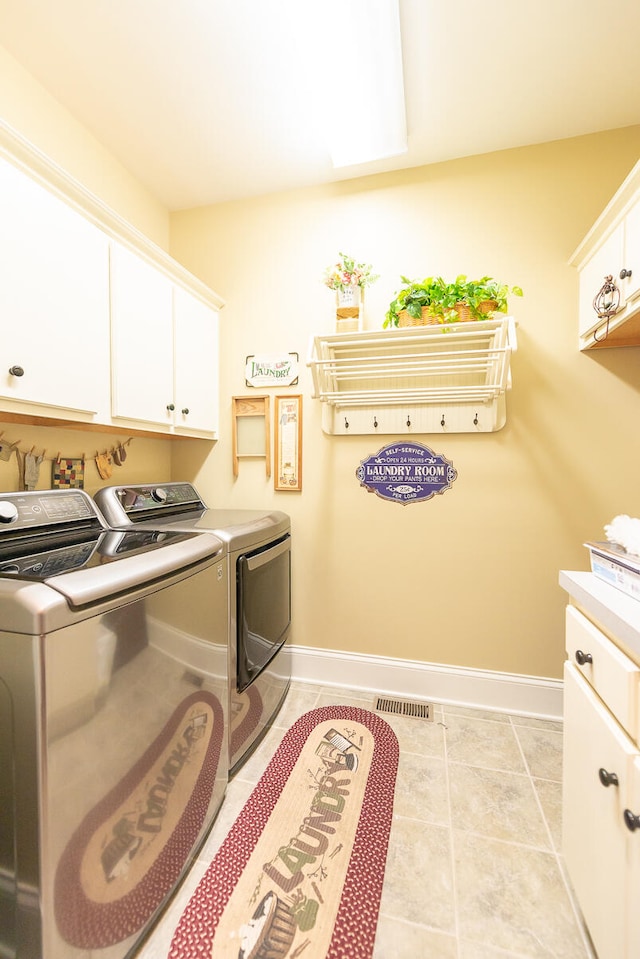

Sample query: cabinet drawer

[566,604,640,738]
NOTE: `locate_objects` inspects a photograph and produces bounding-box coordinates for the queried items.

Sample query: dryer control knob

[151,488,167,504]
[0,501,19,524]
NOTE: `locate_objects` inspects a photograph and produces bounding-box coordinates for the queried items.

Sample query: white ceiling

[1,0,640,211]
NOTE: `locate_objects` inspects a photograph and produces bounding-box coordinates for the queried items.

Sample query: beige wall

[0,44,170,248]
[0,423,172,497]
[170,127,640,681]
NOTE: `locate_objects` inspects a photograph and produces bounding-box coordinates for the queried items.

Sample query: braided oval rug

[169,705,399,959]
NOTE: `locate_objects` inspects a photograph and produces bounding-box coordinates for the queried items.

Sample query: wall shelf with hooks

[307,317,516,435]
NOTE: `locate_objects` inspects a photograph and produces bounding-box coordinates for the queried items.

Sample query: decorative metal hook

[474,413,479,426]
[344,417,349,429]
[593,274,620,320]
[373,415,378,428]
[406,415,411,428]
[441,414,445,428]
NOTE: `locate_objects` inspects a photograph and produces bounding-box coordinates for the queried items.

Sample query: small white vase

[336,286,361,308]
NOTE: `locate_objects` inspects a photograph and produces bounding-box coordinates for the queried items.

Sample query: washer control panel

[0,490,102,532]
[98,483,205,520]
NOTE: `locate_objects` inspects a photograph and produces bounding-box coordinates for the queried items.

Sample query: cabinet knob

[181,408,190,415]
[575,649,593,666]
[598,767,619,787]
[166,403,175,411]
[9,365,24,377]
[624,809,640,832]
[620,268,633,280]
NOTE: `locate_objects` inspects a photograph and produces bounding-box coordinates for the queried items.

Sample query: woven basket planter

[397,299,500,327]
[397,306,439,327]
[452,300,500,322]
[477,299,499,315]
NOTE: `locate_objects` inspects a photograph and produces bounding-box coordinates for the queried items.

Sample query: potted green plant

[383,276,448,328]
[384,274,523,327]
[460,276,523,318]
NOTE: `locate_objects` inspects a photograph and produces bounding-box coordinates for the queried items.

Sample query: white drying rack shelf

[308,317,517,435]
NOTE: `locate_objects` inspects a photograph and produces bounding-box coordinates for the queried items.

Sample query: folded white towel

[604,514,640,558]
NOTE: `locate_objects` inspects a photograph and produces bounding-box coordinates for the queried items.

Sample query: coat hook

[473,413,479,426]
[344,417,349,429]
[441,414,445,428]
[406,415,411,428]
[373,415,378,428]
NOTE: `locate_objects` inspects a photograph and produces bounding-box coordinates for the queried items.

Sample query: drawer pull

[598,768,619,787]
[575,649,593,666]
[624,809,640,832]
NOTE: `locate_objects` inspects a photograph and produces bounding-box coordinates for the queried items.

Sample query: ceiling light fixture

[324,0,408,169]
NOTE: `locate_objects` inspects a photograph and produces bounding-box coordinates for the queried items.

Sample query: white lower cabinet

[0,156,110,419]
[562,604,640,959]
[563,662,636,959]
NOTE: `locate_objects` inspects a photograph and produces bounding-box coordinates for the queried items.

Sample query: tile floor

[135,682,597,959]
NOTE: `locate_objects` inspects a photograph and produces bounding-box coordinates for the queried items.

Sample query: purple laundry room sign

[356,442,458,505]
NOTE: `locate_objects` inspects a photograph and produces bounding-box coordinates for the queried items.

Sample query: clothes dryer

[94,482,291,773]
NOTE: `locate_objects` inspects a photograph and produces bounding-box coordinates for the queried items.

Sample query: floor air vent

[374,697,434,720]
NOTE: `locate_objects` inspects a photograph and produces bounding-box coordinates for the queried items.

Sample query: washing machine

[94,482,291,773]
[0,488,228,959]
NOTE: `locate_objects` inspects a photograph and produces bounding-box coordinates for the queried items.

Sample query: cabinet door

[626,756,640,958]
[562,662,636,959]
[0,158,110,416]
[623,199,640,306]
[578,223,625,337]
[110,242,174,427]
[173,287,219,436]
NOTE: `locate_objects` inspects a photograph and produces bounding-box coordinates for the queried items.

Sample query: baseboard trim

[290,645,563,722]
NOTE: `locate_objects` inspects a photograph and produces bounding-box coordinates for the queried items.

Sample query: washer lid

[0,528,223,607]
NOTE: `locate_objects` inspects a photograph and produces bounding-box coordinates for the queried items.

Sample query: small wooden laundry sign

[245,353,299,387]
[356,442,458,505]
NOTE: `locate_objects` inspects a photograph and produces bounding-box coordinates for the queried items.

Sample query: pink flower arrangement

[323,252,379,292]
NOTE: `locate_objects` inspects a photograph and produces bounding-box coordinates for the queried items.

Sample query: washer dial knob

[0,501,19,524]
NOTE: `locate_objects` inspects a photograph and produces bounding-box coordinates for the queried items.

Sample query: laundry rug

[54,690,224,948]
[169,705,399,959]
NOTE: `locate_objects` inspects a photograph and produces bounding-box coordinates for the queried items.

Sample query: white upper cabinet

[110,243,219,437]
[0,120,224,437]
[571,159,640,349]
[0,157,110,419]
[110,242,175,428]
[173,286,219,436]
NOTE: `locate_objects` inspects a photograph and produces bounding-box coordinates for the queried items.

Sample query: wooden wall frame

[274,394,302,491]
[231,395,270,477]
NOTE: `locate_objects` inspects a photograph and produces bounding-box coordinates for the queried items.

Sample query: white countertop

[560,570,640,662]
